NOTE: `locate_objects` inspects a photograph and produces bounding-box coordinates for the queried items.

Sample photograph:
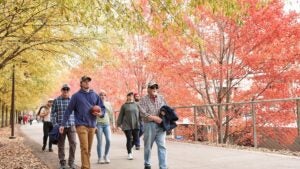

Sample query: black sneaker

[42,145,46,151]
[135,146,140,150]
[144,166,151,169]
[49,148,53,152]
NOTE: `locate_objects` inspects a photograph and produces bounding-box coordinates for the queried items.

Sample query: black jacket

[159,105,178,132]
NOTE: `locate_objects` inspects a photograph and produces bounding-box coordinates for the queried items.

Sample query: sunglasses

[149,86,158,90]
[62,88,70,91]
[100,94,106,96]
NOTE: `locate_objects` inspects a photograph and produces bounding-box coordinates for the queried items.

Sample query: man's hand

[59,126,64,134]
[92,111,103,117]
[149,115,162,124]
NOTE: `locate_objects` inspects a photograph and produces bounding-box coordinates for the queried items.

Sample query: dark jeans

[43,121,53,149]
[124,129,139,154]
[58,126,77,166]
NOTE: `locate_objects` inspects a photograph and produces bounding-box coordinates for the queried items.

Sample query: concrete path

[20,122,300,169]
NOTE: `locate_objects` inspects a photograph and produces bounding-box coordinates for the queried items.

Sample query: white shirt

[40,107,51,122]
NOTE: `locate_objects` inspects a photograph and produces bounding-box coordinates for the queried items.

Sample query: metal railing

[172,98,300,151]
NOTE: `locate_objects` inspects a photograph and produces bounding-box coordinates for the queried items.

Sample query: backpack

[49,124,60,144]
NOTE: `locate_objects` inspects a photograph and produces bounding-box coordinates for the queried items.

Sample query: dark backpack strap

[37,106,45,116]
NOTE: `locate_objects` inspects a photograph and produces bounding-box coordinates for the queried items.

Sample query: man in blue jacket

[59,76,105,169]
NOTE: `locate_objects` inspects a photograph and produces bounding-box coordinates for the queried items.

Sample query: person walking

[18,115,23,124]
[39,98,54,152]
[138,81,168,169]
[29,115,33,125]
[96,91,115,164]
[51,84,77,169]
[23,114,28,124]
[60,76,106,169]
[134,92,143,150]
[117,92,140,160]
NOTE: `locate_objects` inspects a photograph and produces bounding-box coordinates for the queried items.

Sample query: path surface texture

[20,123,300,169]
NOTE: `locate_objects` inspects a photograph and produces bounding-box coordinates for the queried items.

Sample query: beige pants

[76,126,96,169]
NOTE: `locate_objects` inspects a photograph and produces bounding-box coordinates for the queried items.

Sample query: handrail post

[173,125,177,139]
[194,106,198,141]
[251,100,257,148]
[296,99,300,136]
[217,104,222,143]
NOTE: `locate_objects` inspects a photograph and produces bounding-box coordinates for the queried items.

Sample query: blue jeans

[136,122,144,147]
[144,122,167,169]
[96,124,111,158]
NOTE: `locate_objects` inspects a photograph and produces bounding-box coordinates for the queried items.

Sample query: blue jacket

[62,89,105,128]
[159,105,178,132]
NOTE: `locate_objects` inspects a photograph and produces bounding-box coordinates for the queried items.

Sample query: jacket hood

[79,89,95,93]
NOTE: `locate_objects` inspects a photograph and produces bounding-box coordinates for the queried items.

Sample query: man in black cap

[138,81,168,169]
[51,84,76,169]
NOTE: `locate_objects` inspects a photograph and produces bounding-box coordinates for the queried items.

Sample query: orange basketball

[91,105,101,113]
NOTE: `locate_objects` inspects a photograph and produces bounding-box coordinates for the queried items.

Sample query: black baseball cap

[80,75,92,82]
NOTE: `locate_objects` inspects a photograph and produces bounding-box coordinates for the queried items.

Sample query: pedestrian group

[38,75,175,169]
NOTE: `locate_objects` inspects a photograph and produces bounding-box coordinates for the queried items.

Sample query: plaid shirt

[51,96,75,127]
[138,94,167,122]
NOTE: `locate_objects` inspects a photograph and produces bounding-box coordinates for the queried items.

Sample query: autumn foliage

[49,0,300,149]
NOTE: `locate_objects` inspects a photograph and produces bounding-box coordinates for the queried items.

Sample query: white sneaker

[104,156,110,163]
[98,158,105,164]
[127,153,133,160]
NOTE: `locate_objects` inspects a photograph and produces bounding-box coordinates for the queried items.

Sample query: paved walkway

[20,122,300,169]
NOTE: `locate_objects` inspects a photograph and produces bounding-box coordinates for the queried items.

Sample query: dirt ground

[0,126,49,169]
